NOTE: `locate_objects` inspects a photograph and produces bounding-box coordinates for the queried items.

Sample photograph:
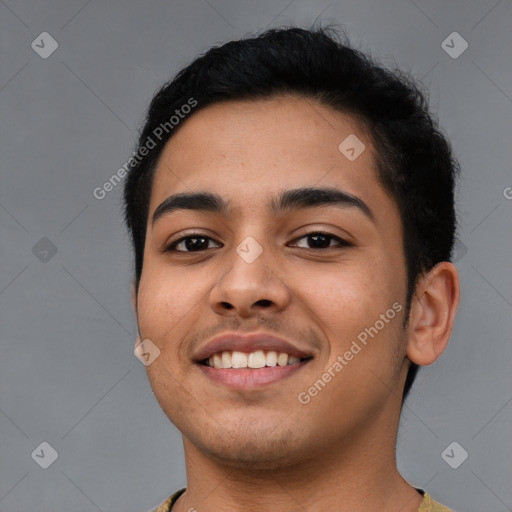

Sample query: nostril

[256,299,272,307]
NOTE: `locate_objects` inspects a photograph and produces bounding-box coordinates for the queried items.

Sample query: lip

[198,360,311,389]
[193,331,313,363]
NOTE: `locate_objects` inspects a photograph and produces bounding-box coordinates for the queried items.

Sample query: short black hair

[123,26,460,402]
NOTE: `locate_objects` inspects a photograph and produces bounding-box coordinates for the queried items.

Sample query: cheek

[304,260,385,312]
[291,264,374,350]
[136,261,208,339]
[298,258,403,353]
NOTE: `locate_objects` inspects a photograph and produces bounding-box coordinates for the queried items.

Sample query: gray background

[1,1,511,511]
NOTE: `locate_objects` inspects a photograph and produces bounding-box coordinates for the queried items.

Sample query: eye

[289,231,352,250]
[164,231,351,253]
[165,234,223,253]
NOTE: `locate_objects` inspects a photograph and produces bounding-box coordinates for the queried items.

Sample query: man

[124,26,460,512]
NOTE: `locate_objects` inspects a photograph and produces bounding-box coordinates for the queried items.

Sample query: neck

[173,410,422,512]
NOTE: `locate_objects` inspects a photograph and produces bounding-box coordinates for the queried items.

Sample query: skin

[132,95,460,512]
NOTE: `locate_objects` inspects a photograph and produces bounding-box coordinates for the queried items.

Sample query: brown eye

[290,232,351,250]
[166,235,222,252]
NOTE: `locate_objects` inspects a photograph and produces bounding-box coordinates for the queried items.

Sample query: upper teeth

[207,350,302,369]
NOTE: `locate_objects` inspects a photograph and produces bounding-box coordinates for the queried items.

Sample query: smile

[201,350,311,369]
[198,351,313,388]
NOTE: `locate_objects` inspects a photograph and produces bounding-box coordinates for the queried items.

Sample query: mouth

[200,349,313,368]
[198,350,313,388]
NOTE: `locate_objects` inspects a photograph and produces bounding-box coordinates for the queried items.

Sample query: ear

[406,262,460,366]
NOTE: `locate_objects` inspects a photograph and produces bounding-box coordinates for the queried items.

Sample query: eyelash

[165,231,352,253]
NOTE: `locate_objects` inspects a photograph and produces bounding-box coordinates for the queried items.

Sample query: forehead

[149,95,393,220]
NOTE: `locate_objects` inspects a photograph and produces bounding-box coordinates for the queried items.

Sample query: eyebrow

[151,186,374,225]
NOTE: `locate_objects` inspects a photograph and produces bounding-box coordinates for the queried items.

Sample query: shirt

[148,487,455,511]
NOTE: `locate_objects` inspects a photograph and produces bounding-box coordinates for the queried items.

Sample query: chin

[184,420,310,470]
[198,442,304,471]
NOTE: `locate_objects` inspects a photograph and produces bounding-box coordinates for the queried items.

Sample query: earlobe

[406,262,460,366]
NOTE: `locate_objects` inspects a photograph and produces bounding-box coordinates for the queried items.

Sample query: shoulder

[147,488,186,512]
[419,492,456,512]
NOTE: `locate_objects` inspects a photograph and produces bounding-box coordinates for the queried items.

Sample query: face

[135,95,410,468]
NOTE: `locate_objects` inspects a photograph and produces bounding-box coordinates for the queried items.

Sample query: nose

[208,238,292,318]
